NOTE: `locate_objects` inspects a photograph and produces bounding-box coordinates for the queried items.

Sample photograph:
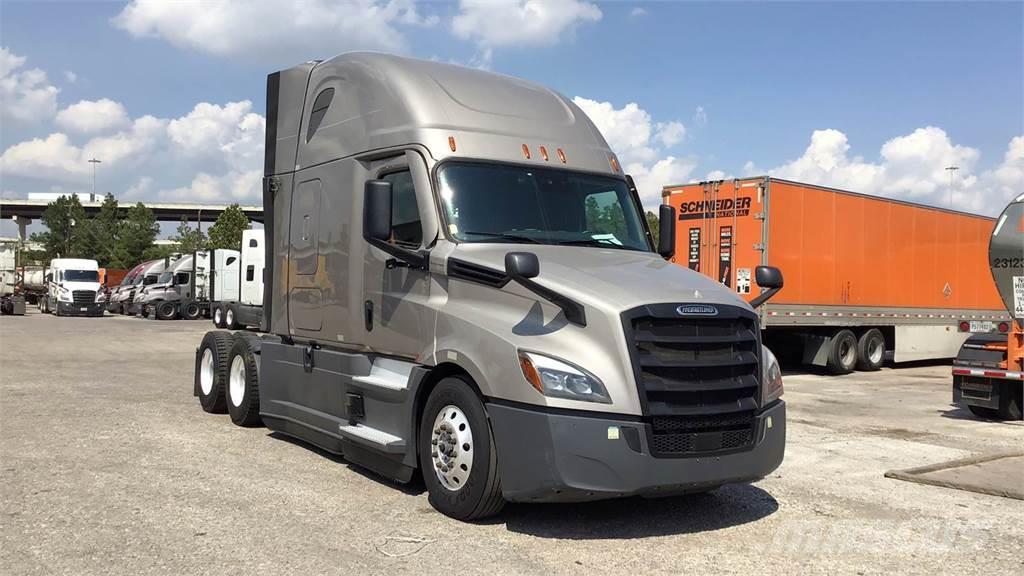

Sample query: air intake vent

[447,259,509,288]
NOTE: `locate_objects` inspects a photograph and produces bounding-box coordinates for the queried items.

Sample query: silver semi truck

[193,53,787,519]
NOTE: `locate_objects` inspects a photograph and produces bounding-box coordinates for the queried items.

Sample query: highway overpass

[0,198,263,240]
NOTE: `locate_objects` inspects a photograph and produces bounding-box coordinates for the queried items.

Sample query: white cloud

[452,0,602,48]
[693,105,707,127]
[573,96,693,209]
[1,100,263,203]
[0,46,59,123]
[630,7,648,18]
[655,121,686,147]
[112,0,437,62]
[63,70,77,83]
[56,98,131,134]
[737,127,1020,214]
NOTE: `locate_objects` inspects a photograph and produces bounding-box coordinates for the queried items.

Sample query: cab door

[361,150,435,360]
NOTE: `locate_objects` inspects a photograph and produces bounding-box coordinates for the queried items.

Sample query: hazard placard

[1014,276,1024,318]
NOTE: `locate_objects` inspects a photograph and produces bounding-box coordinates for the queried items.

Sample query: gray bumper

[487,401,786,503]
[56,301,104,316]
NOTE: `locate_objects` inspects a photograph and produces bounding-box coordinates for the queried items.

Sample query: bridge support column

[13,216,31,242]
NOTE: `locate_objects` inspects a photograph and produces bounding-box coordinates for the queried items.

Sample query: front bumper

[487,401,785,502]
[56,301,104,317]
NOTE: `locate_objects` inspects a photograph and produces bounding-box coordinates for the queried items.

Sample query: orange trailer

[662,177,1010,373]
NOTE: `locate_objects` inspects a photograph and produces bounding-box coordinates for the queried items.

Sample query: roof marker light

[608,154,621,173]
[557,148,566,163]
[448,136,457,152]
[522,144,531,159]
[539,146,549,161]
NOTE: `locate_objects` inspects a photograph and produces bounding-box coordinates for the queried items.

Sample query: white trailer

[212,229,264,330]
[0,242,25,315]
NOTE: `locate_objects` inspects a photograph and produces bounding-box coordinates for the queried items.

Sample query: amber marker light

[448,136,457,152]
[518,352,543,394]
[522,144,531,159]
[539,146,549,161]
[557,148,566,163]
[609,154,621,173]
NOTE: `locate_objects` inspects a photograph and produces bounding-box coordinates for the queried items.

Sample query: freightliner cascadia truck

[953,194,1023,420]
[663,178,1010,374]
[193,53,787,520]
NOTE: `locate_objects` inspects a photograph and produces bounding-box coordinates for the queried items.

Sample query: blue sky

[1,1,1022,238]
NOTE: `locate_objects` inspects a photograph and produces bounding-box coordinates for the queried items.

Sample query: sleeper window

[246,265,255,282]
[381,170,422,247]
[306,88,334,143]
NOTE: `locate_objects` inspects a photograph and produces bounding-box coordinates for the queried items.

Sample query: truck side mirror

[658,204,676,259]
[750,265,784,309]
[363,179,392,243]
[505,252,539,280]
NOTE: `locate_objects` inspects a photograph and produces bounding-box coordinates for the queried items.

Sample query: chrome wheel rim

[431,405,474,491]
[226,309,234,327]
[868,338,883,364]
[229,355,245,407]
[840,340,855,366]
[200,349,214,396]
[214,308,222,324]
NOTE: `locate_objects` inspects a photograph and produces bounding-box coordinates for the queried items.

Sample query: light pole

[945,165,959,209]
[88,158,102,198]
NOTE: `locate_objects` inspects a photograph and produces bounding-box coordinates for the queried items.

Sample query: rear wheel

[856,329,885,371]
[827,329,858,375]
[418,376,504,520]
[181,301,202,320]
[225,305,237,330]
[226,336,262,427]
[195,331,233,413]
[213,305,225,328]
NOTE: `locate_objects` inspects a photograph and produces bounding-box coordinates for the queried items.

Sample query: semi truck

[138,249,241,321]
[662,177,1010,374]
[952,194,1023,420]
[0,242,25,316]
[211,229,264,330]
[192,53,787,520]
[122,258,173,315]
[107,262,146,313]
[39,258,104,317]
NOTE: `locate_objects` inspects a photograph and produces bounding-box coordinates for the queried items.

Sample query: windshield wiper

[555,238,641,251]
[461,231,544,244]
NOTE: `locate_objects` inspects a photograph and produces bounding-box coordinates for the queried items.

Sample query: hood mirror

[750,265,784,308]
[504,252,539,280]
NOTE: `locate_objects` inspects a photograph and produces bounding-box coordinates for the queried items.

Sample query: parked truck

[192,53,787,520]
[39,258,104,317]
[137,249,241,321]
[122,258,174,315]
[662,177,1010,374]
[211,229,263,330]
[952,194,1023,420]
[107,262,146,314]
[0,242,26,316]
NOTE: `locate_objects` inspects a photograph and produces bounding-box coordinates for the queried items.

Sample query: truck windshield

[63,270,98,282]
[437,162,651,251]
[157,271,173,284]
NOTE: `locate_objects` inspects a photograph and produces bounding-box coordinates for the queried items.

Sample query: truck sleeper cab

[193,53,786,520]
[212,229,263,330]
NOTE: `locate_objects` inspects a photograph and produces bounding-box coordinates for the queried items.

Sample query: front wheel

[418,376,504,520]
[156,301,178,320]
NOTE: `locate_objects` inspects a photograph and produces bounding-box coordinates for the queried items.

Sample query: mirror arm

[366,238,429,271]
[749,287,781,309]
[508,272,587,327]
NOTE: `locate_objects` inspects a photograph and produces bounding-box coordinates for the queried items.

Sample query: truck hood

[446,244,751,313]
[60,281,100,292]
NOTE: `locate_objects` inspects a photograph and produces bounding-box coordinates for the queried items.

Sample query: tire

[418,376,504,520]
[826,329,858,375]
[226,336,262,427]
[997,382,1023,420]
[156,301,178,320]
[224,305,237,330]
[195,331,233,414]
[181,302,202,320]
[856,329,885,371]
[213,305,226,329]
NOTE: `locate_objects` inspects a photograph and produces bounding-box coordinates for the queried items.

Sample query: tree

[645,210,660,247]
[32,194,88,260]
[76,194,120,267]
[116,203,160,266]
[207,204,251,249]
[171,218,208,253]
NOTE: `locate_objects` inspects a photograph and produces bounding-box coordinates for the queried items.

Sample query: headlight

[57,287,72,302]
[517,351,611,404]
[761,345,784,406]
